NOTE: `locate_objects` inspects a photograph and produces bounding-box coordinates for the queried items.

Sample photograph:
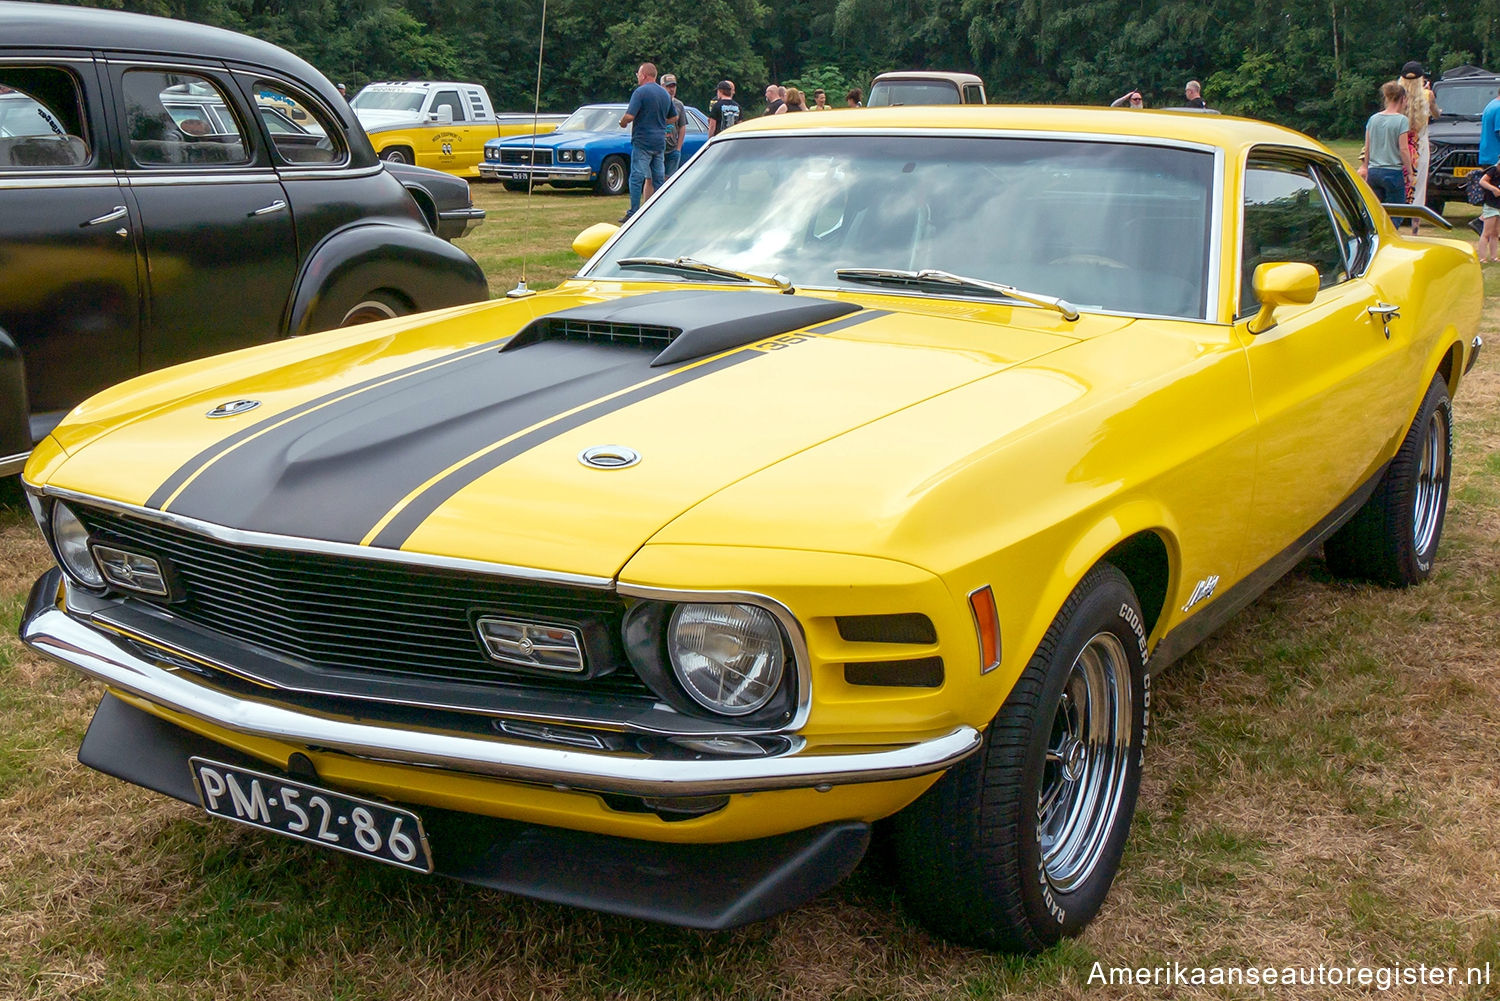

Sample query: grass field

[0,156,1497,1000]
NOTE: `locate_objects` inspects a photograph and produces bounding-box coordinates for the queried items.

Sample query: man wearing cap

[661,73,688,178]
[619,62,676,222]
[708,80,741,137]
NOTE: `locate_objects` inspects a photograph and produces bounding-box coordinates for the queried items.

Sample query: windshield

[590,134,1216,320]
[867,81,962,107]
[351,88,426,114]
[560,107,628,133]
[1433,80,1497,117]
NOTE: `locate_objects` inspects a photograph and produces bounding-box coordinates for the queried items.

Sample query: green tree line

[46,0,1500,135]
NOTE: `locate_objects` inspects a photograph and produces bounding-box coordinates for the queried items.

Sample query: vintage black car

[0,2,490,475]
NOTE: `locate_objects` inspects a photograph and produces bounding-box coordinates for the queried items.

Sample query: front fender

[0,325,33,471]
[288,223,489,335]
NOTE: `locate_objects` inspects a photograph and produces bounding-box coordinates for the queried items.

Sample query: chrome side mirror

[1247,262,1318,334]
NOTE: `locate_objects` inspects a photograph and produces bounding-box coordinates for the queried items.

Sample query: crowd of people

[1355,62,1439,237]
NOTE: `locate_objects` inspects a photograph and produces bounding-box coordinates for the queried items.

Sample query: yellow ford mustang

[18,107,1483,950]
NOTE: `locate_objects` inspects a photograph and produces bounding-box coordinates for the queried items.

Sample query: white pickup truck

[350,81,565,178]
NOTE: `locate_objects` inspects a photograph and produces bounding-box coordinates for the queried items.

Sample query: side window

[1313,161,1376,277]
[1239,160,1346,316]
[0,67,91,168]
[432,90,465,122]
[962,84,984,104]
[123,70,249,167]
[253,80,348,166]
[685,109,705,134]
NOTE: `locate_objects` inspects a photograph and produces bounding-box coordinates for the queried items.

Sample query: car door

[424,87,474,173]
[681,107,709,159]
[106,58,296,370]
[0,54,140,422]
[1236,151,1409,571]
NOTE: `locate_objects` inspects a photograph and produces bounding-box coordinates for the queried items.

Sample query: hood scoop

[503,289,859,367]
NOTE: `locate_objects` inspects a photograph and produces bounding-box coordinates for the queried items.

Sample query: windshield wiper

[835,267,1079,320]
[616,256,794,293]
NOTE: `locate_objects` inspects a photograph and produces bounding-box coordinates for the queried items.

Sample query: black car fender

[286,223,489,335]
[0,325,34,472]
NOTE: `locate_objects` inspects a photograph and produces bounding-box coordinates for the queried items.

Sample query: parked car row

[0,2,489,474]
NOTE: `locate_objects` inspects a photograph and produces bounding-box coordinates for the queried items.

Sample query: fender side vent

[844,657,944,688]
[835,613,937,645]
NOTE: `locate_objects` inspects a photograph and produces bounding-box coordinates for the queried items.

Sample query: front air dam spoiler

[79,692,872,930]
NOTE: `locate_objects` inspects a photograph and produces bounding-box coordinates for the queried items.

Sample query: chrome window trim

[122,170,282,185]
[0,174,119,188]
[279,164,383,181]
[1234,147,1379,322]
[580,127,1228,324]
[617,583,814,733]
[28,483,615,589]
[0,56,95,65]
[236,71,353,171]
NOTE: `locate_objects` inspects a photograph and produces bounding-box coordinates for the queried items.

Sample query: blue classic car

[479,103,709,195]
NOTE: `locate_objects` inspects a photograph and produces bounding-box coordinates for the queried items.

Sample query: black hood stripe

[147,336,515,510]
[161,339,707,543]
[367,348,758,550]
[806,309,891,334]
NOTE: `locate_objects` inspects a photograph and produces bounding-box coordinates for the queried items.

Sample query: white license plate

[190,757,433,873]
[510,171,529,180]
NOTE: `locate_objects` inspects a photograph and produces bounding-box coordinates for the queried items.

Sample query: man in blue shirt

[1481,87,1500,166]
[619,62,676,222]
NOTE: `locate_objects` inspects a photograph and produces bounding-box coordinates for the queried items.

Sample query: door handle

[82,205,128,227]
[1368,301,1400,339]
[250,199,287,217]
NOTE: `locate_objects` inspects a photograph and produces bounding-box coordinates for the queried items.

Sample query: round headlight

[52,503,104,588]
[667,603,785,716]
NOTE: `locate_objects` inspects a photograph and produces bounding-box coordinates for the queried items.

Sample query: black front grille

[500,147,551,166]
[75,507,655,703]
[1432,144,1478,172]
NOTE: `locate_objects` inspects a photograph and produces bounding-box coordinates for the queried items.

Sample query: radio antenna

[507,0,548,298]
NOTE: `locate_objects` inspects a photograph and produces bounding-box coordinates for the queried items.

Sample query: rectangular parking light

[475,617,586,673]
[92,545,169,596]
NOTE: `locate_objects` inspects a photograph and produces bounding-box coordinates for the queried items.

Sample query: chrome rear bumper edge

[21,570,981,798]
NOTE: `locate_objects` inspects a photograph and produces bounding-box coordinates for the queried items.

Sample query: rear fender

[0,325,33,469]
[287,224,488,335]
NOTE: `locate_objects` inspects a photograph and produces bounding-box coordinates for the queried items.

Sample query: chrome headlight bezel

[50,501,106,589]
[666,602,786,716]
[621,596,800,725]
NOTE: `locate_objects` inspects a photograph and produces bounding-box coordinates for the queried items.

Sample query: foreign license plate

[190,757,433,873]
[1454,166,1479,177]
[510,171,529,180]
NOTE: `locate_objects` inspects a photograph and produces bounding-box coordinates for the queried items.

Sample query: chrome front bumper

[436,206,485,240]
[21,571,980,798]
[478,162,592,182]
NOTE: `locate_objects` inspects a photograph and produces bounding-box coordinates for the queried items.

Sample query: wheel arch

[285,223,486,335]
[1433,335,1465,400]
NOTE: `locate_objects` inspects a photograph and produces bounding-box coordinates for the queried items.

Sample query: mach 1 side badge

[1182,575,1220,612]
[205,400,261,418]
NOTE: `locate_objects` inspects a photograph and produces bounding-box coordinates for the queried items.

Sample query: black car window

[962,84,984,104]
[1313,160,1376,278]
[0,66,90,168]
[123,70,250,167]
[432,90,465,122]
[253,80,348,166]
[1239,159,1346,317]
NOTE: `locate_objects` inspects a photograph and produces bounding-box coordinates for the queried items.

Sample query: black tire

[1324,375,1452,586]
[890,564,1148,951]
[594,155,627,196]
[380,146,413,165]
[338,290,409,327]
[502,180,529,192]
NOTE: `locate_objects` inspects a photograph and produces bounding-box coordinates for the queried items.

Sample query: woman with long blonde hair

[1400,61,1437,232]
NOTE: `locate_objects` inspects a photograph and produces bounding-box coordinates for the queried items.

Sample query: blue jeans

[1366,165,1405,204]
[627,144,665,216]
[664,147,681,177]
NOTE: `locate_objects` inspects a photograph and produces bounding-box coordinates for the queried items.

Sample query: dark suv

[0,3,490,475]
[1428,66,1500,214]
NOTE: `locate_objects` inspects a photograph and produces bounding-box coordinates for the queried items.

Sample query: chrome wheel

[1412,406,1449,555]
[1037,631,1134,894]
[381,148,409,164]
[599,158,626,195]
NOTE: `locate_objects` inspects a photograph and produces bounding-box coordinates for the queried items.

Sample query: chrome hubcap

[1038,631,1134,894]
[1412,407,1448,555]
